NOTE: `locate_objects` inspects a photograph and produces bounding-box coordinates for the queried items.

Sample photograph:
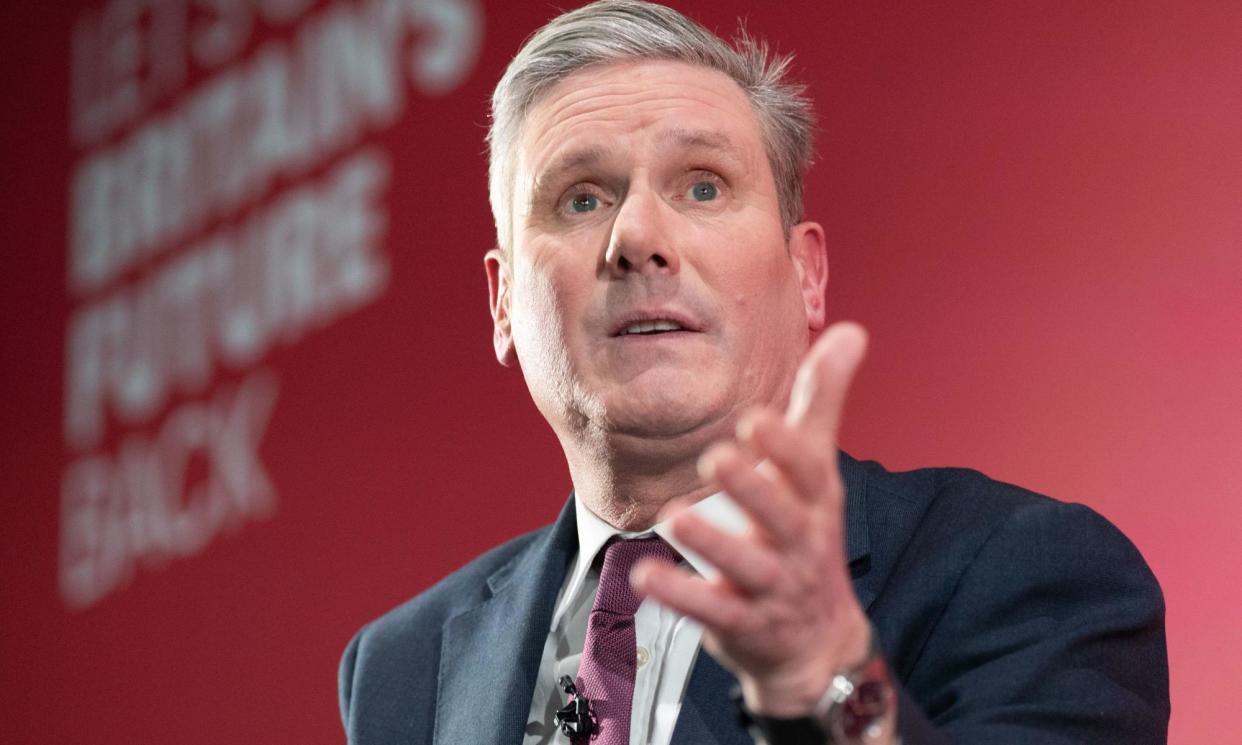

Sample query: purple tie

[574,536,679,744]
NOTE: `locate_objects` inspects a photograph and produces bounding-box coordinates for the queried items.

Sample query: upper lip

[608,308,705,337]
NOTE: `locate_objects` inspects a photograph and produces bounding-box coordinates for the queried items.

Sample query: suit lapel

[429,456,875,745]
[434,499,577,745]
[840,453,881,610]
[670,652,752,745]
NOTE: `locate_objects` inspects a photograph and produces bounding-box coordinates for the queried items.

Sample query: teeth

[622,320,684,335]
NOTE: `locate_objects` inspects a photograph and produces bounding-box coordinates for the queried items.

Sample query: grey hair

[487,0,816,253]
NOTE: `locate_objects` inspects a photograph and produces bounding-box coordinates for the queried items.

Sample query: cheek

[699,223,792,307]
[509,256,588,358]
[700,229,806,367]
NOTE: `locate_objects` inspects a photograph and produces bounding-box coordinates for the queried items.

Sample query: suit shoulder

[859,456,1049,514]
[852,456,1157,590]
[856,456,1100,543]
[355,523,553,646]
[856,457,1168,739]
[339,522,561,734]
[878,466,1170,736]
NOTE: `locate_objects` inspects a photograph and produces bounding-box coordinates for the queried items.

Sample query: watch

[735,629,896,745]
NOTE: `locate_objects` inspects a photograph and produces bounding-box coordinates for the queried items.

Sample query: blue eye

[569,194,599,213]
[689,181,718,201]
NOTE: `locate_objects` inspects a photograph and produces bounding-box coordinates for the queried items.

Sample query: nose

[604,188,680,278]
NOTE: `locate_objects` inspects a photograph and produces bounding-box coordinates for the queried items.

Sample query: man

[339,2,1169,743]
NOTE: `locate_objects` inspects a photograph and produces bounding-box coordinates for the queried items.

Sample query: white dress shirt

[522,492,752,745]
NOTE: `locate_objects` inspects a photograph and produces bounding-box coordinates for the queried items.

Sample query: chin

[599,388,732,445]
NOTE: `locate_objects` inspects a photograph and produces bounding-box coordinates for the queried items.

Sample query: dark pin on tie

[554,675,595,738]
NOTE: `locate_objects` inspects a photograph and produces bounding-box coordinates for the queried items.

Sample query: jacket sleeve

[897,500,1169,744]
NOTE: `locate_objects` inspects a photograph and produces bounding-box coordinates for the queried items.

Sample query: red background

[2,1,1238,743]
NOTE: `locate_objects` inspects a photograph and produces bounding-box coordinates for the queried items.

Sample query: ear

[788,221,829,332]
[484,248,517,366]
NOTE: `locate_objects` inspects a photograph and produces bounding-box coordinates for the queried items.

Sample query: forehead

[516,59,766,180]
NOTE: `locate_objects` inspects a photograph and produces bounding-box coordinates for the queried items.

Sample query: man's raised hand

[631,322,874,716]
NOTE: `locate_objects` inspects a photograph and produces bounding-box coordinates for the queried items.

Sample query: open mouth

[618,320,687,336]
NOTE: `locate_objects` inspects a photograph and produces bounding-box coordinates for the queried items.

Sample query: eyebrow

[655,127,747,161]
[530,145,612,206]
[526,129,750,209]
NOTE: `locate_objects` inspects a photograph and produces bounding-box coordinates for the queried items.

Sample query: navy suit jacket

[339,454,1169,744]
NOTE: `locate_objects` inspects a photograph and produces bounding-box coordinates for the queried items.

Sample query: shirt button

[636,646,651,669]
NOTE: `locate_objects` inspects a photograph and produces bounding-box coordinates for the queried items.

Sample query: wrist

[742,609,873,717]
[734,623,896,745]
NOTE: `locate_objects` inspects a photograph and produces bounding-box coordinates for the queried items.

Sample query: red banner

[1,1,1238,742]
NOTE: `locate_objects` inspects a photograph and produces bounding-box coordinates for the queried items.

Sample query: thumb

[786,322,869,444]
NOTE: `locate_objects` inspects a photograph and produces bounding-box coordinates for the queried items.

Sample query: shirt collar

[551,491,754,629]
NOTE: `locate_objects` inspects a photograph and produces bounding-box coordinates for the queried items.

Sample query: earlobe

[484,249,518,366]
[789,222,829,332]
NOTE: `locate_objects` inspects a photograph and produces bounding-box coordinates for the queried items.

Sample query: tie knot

[593,536,679,616]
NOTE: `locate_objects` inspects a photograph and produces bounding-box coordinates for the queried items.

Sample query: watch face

[839,680,889,740]
[835,680,893,741]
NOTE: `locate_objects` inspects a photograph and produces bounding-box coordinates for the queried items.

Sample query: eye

[568,193,600,213]
[688,181,719,202]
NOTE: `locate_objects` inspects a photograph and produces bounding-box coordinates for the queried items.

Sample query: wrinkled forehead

[513,59,768,190]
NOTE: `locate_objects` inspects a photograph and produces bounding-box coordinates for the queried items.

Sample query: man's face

[487,60,827,455]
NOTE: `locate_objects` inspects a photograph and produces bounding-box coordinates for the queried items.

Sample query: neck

[560,434,717,531]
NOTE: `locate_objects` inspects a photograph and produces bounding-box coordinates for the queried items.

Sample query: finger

[741,409,845,510]
[665,510,784,595]
[786,322,868,447]
[631,559,758,635]
[699,441,805,545]
[655,493,700,524]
